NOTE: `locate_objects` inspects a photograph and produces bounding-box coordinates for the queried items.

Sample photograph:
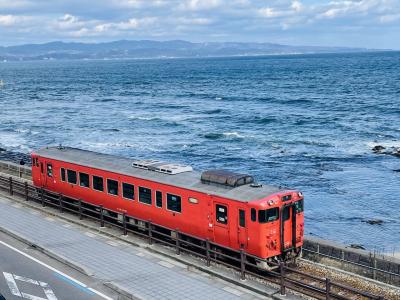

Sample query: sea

[0,51,399,252]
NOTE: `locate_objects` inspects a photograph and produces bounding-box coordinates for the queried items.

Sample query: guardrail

[0,173,386,300]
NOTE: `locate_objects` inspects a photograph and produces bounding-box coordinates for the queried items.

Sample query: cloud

[0,15,19,26]
[0,14,32,26]
[179,0,222,11]
[379,13,400,23]
[0,0,399,48]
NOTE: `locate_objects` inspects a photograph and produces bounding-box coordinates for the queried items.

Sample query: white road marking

[0,241,112,300]
[40,281,58,300]
[3,272,57,300]
[3,272,22,297]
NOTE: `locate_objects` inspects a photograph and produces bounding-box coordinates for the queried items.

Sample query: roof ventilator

[132,159,193,175]
[201,169,254,188]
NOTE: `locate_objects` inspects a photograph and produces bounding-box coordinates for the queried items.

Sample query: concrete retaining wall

[303,236,400,286]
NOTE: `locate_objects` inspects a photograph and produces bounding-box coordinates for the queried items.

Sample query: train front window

[107,179,119,196]
[79,172,90,188]
[283,206,290,221]
[67,170,77,184]
[295,200,304,213]
[258,207,279,223]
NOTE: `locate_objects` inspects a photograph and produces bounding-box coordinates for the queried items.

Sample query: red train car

[31,146,304,267]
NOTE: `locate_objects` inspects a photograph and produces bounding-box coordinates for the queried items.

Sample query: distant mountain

[0,40,378,61]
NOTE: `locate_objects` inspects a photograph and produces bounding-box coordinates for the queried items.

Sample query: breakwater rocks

[0,148,31,166]
[372,145,400,158]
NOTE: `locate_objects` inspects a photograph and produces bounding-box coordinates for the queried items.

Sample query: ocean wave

[93,98,117,103]
[252,116,277,124]
[203,131,245,140]
[102,128,120,132]
[204,109,223,114]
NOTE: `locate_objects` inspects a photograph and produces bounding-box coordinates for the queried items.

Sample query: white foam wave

[223,132,245,138]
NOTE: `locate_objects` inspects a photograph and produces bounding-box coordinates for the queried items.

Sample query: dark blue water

[1,52,399,252]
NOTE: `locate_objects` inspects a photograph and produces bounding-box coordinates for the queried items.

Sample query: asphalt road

[0,233,116,300]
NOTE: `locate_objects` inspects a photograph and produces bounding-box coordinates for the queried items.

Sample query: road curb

[0,226,94,277]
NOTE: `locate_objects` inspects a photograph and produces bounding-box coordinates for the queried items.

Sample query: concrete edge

[0,225,95,277]
[0,189,293,299]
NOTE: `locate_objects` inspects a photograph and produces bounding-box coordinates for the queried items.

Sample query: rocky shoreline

[0,148,31,166]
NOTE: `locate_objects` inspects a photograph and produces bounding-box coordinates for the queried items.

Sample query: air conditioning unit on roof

[132,160,193,175]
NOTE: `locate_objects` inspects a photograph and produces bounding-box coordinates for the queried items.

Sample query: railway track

[0,173,393,300]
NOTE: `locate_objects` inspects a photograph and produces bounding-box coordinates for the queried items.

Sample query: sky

[0,0,399,49]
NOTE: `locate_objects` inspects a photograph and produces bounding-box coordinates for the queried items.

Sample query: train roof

[34,146,286,202]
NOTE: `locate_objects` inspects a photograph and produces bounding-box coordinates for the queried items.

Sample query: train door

[39,159,45,187]
[280,204,296,253]
[237,207,248,249]
[213,201,230,246]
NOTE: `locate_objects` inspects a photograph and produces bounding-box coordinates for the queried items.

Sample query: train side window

[283,206,290,221]
[122,183,135,200]
[258,208,279,223]
[216,204,228,224]
[60,168,66,181]
[167,193,181,213]
[35,158,39,167]
[156,191,163,208]
[295,200,304,213]
[107,179,119,196]
[251,208,256,222]
[79,172,90,188]
[40,162,44,174]
[239,209,246,227]
[139,187,152,205]
[67,170,77,184]
[93,176,104,192]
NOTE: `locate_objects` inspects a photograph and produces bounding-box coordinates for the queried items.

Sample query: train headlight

[298,192,303,197]
[268,200,274,205]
